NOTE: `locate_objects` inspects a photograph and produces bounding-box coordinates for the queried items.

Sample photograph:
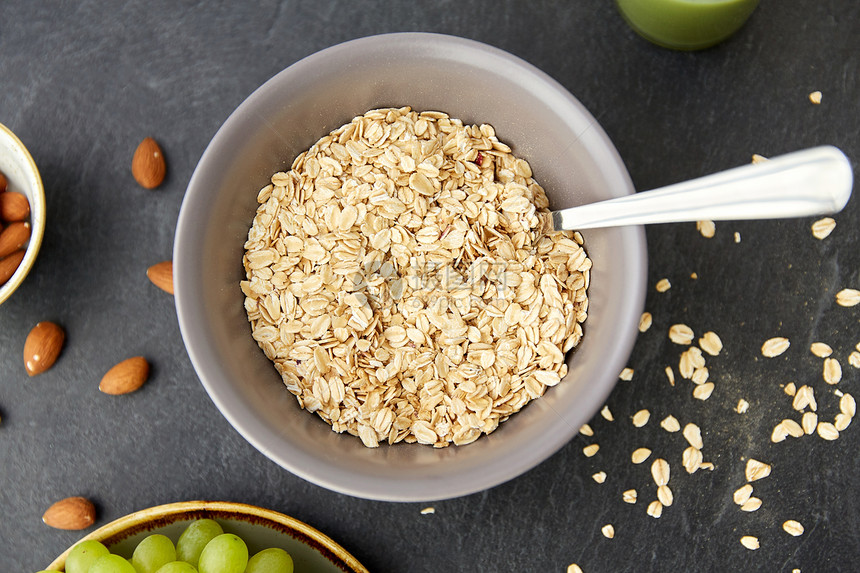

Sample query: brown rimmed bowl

[47,500,368,572]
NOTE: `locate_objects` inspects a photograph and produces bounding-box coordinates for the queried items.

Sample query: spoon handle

[551,146,853,231]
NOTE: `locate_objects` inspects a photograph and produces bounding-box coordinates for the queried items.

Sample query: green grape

[154,561,198,573]
[65,540,111,573]
[197,533,248,573]
[132,534,177,573]
[176,519,223,567]
[88,554,137,573]
[245,548,294,573]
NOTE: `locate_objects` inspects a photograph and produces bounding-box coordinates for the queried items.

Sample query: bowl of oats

[174,32,647,501]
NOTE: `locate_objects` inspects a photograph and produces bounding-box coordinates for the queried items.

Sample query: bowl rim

[46,500,370,572]
[0,121,46,305]
[175,31,647,501]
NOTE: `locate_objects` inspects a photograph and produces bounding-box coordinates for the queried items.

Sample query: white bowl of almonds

[174,33,647,501]
[0,121,45,305]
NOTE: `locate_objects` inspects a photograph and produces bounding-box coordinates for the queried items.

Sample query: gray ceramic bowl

[174,33,647,501]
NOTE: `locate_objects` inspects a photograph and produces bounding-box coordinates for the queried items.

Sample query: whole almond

[42,496,96,530]
[0,221,30,258]
[0,170,6,192]
[0,191,30,222]
[24,321,65,376]
[0,249,26,284]
[132,137,166,189]
[99,356,150,395]
[147,260,174,294]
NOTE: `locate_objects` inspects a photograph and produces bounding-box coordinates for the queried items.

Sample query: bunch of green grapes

[39,519,294,573]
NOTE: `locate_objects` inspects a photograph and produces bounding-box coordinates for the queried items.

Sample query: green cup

[617,0,759,51]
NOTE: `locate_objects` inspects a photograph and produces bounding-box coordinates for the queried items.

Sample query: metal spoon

[550,146,853,231]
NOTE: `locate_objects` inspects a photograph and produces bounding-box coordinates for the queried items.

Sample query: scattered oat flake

[693,382,715,401]
[682,446,703,474]
[751,154,768,164]
[656,278,671,293]
[665,366,676,386]
[740,536,760,550]
[771,423,789,443]
[619,367,634,381]
[836,289,860,307]
[849,351,860,369]
[683,423,704,450]
[809,90,822,104]
[762,337,790,357]
[810,342,833,358]
[579,424,594,437]
[583,444,600,457]
[661,415,681,432]
[592,471,607,484]
[669,324,695,345]
[691,367,709,385]
[679,347,704,379]
[840,393,856,417]
[802,412,818,435]
[745,459,771,482]
[834,413,852,431]
[699,332,723,356]
[736,399,750,414]
[782,419,804,438]
[600,405,614,421]
[696,220,716,238]
[601,524,615,539]
[651,458,670,486]
[632,448,652,464]
[632,409,650,427]
[699,462,715,471]
[420,507,435,515]
[638,312,652,333]
[622,489,637,504]
[783,520,805,536]
[823,357,842,385]
[567,565,584,573]
[734,232,741,243]
[733,484,753,505]
[657,485,673,507]
[811,217,836,239]
[741,497,762,512]
[784,382,797,396]
[793,385,816,412]
[817,422,839,441]
[647,500,663,518]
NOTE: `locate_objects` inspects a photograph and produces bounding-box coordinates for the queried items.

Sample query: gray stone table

[1,2,858,571]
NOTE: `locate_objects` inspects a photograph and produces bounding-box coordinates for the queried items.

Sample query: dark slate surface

[1,2,859,572]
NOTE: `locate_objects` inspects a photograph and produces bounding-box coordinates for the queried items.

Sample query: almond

[0,170,6,192]
[147,260,174,294]
[0,249,26,284]
[24,321,65,376]
[42,496,96,530]
[132,137,166,189]
[0,191,30,222]
[99,356,150,395]
[0,221,30,258]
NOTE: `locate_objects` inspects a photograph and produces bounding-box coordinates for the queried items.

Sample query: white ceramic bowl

[0,121,45,305]
[47,501,368,572]
[174,33,647,501]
